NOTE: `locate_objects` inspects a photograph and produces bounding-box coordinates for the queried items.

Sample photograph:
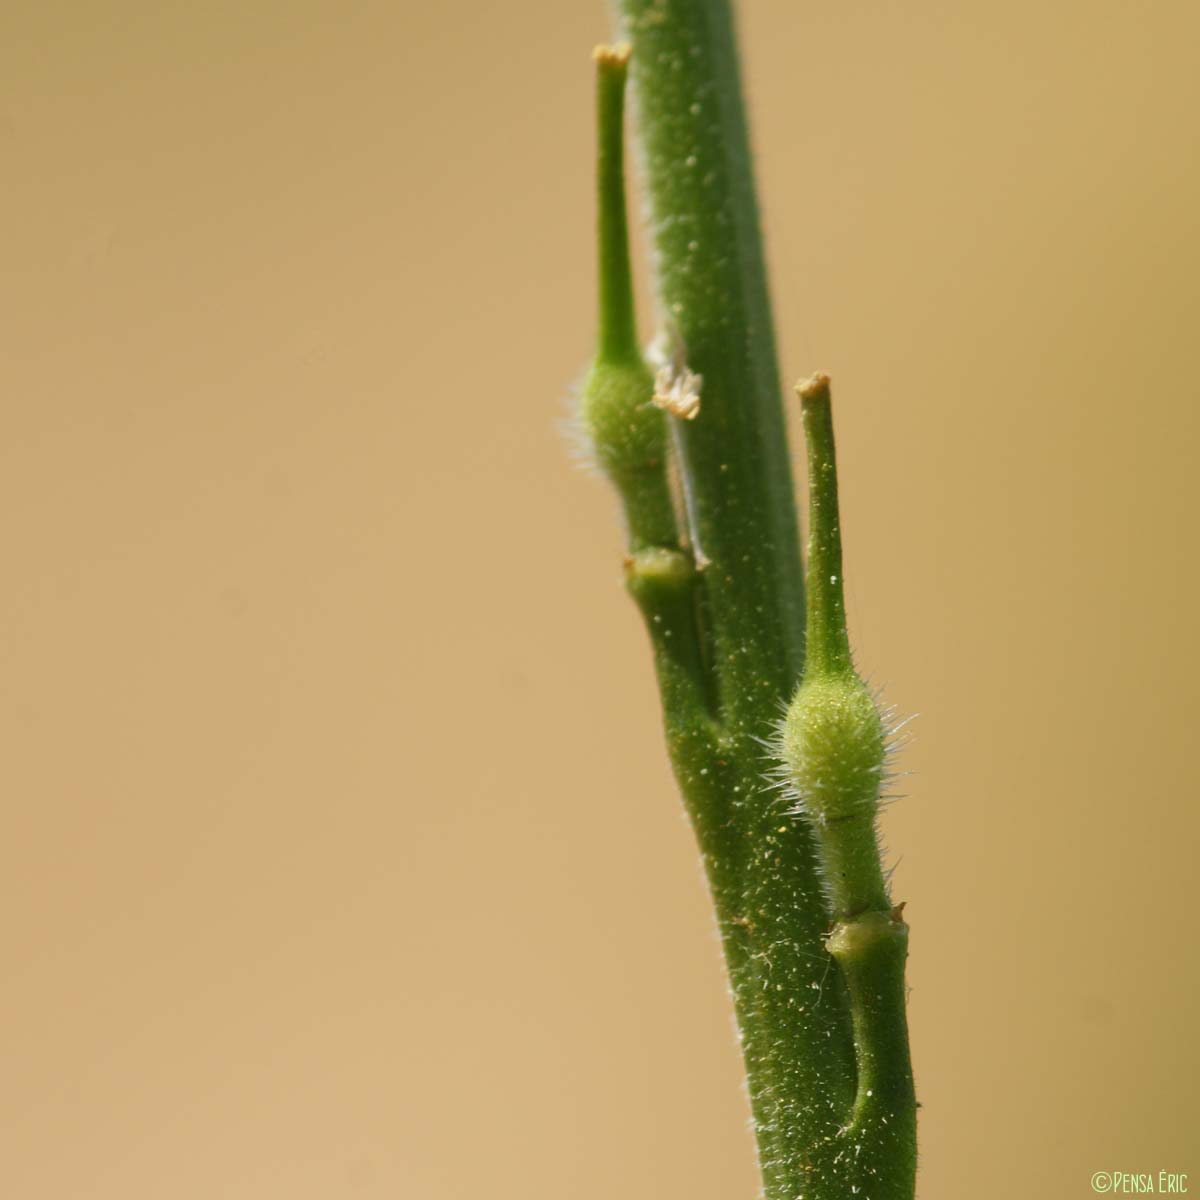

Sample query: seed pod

[578,45,676,552]
[779,673,888,917]
[781,674,885,827]
[778,374,893,919]
[581,357,665,484]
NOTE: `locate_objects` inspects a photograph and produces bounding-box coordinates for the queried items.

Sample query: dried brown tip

[795,372,832,405]
[593,42,632,69]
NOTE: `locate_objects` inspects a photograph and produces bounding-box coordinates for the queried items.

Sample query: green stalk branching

[577,10,916,1198]
[782,375,917,1195]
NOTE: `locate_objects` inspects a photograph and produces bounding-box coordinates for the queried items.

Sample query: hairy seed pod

[578,45,677,553]
[777,375,894,920]
[780,674,885,828]
[778,673,889,918]
[581,358,665,482]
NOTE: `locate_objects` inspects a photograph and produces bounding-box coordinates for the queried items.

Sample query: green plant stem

[784,375,916,1196]
[827,912,916,1198]
[615,0,806,714]
[584,13,915,1197]
[584,47,726,858]
[603,4,866,1194]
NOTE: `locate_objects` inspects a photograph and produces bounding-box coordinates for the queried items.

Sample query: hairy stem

[828,912,916,1198]
[616,0,806,713]
[784,374,917,1195]
[582,8,915,1198]
[601,3,865,1192]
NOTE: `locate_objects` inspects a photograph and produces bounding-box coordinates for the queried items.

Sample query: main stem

[615,0,806,712]
[609,1,866,1194]
[585,5,916,1196]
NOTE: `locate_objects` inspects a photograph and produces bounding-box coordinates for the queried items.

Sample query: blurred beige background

[2,2,1198,1197]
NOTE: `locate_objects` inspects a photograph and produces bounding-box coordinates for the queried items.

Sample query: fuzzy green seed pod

[780,673,885,826]
[581,358,666,484]
[580,43,662,484]
[778,374,892,920]
[779,672,888,917]
[776,373,915,1178]
[579,46,677,553]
